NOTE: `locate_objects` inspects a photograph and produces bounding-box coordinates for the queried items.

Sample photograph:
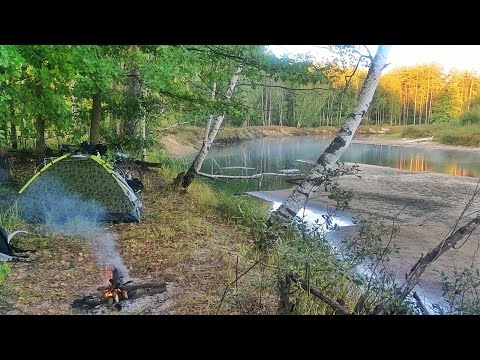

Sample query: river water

[202,135,480,314]
[205,135,480,187]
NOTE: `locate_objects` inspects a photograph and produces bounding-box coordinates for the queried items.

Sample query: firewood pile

[72,265,166,312]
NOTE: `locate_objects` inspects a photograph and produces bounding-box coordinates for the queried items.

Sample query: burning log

[72,265,167,311]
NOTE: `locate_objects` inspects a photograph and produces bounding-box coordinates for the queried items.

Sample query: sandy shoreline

[164,132,480,311]
[353,136,480,152]
[252,163,480,310]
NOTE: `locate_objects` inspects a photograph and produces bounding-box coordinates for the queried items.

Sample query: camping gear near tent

[0,227,30,262]
[18,154,142,223]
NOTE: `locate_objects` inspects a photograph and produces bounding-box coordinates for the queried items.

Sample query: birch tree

[272,45,392,223]
[181,67,242,189]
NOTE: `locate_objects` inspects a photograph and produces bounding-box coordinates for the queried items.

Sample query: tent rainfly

[18,154,142,223]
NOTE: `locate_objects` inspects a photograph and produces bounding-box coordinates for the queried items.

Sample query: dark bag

[0,227,13,256]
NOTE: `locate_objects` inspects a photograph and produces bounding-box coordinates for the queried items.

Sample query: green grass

[436,125,480,147]
[0,262,10,285]
[377,123,480,147]
[0,204,21,286]
[0,203,23,232]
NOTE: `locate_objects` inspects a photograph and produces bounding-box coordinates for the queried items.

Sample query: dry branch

[398,214,480,299]
[288,273,349,315]
[412,291,430,315]
[73,280,167,310]
[133,160,163,168]
[198,172,305,180]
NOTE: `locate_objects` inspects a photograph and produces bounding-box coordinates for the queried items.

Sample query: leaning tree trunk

[89,91,102,146]
[272,45,392,223]
[181,67,242,190]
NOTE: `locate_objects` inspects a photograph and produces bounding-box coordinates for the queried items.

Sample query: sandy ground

[353,136,480,152]
[166,132,480,311]
[161,135,199,158]
[254,162,480,310]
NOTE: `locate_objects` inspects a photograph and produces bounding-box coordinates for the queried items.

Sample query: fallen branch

[157,120,197,131]
[398,214,480,300]
[198,172,305,180]
[412,291,430,315]
[286,178,305,185]
[288,272,349,315]
[216,256,265,314]
[73,280,167,310]
[278,273,294,315]
[133,160,163,168]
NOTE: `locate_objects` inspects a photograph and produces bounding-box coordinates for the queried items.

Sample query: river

[202,135,480,314]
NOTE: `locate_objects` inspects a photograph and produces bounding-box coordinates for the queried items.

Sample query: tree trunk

[182,67,242,189]
[141,114,147,162]
[34,85,45,166]
[398,214,480,300]
[89,91,102,146]
[10,123,17,150]
[268,85,272,126]
[286,91,294,126]
[9,101,17,150]
[124,46,141,137]
[1,122,7,146]
[425,71,430,125]
[468,76,474,110]
[272,45,392,223]
[413,71,418,125]
[261,87,266,126]
[35,116,45,166]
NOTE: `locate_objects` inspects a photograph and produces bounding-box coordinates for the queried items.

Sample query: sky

[268,45,480,74]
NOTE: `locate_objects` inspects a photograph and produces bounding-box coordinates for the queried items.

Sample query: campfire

[72,265,167,312]
[101,265,131,311]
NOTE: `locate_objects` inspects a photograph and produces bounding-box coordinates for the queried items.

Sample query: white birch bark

[182,67,242,189]
[273,46,392,223]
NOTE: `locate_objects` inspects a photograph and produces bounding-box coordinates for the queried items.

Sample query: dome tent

[18,154,142,223]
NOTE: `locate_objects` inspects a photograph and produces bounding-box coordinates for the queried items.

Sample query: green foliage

[437,126,480,147]
[459,107,480,126]
[430,89,462,123]
[438,264,480,314]
[400,125,435,138]
[0,262,10,285]
[0,203,22,231]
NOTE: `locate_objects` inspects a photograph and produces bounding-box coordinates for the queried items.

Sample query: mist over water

[204,135,480,193]
[17,173,129,279]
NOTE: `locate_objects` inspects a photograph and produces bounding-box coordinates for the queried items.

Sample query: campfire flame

[102,265,127,310]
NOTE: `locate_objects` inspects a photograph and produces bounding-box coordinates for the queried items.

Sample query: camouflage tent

[18,154,142,223]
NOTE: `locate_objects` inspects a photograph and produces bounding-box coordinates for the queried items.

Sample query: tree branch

[237,82,334,92]
[288,272,349,315]
[198,172,305,180]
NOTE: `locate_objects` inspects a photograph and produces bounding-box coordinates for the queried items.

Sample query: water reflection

[205,136,480,191]
[396,153,428,172]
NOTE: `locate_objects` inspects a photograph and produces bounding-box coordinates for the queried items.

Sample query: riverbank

[160,127,480,311]
[251,163,480,309]
[354,135,480,152]
[161,125,480,159]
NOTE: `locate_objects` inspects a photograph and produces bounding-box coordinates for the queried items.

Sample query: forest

[1,45,480,315]
[2,45,480,159]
